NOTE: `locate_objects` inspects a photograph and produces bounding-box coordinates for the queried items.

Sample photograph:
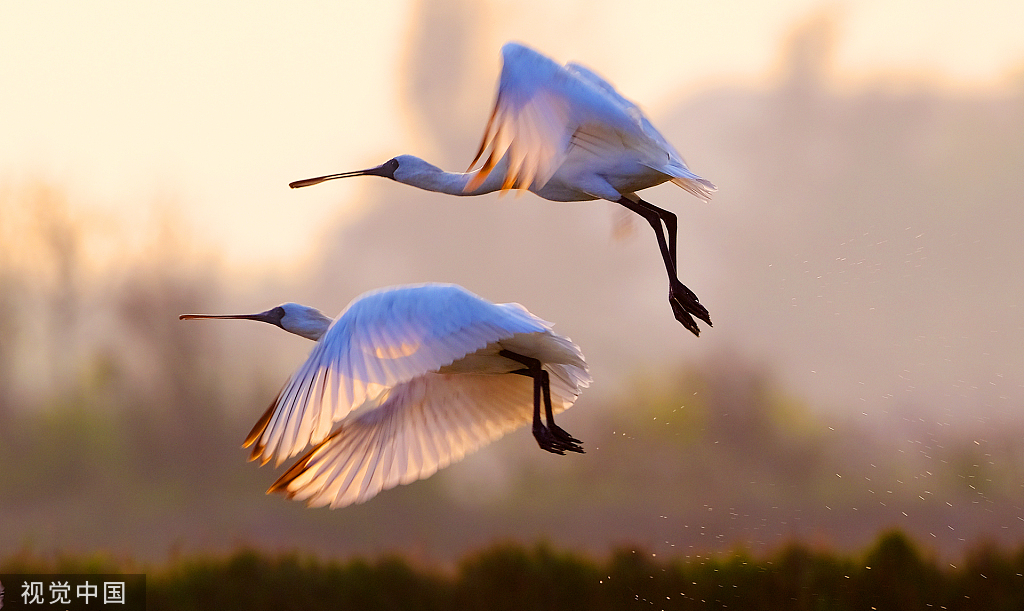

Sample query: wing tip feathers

[266,428,344,498]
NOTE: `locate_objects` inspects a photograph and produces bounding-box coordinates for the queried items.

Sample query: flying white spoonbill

[179,283,590,509]
[290,42,717,336]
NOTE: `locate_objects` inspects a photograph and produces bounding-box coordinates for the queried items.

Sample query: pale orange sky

[2,0,1023,276]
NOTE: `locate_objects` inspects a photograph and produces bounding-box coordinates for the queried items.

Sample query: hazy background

[2,0,1023,566]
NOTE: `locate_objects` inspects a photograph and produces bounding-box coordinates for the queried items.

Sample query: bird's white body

[388,150,668,203]
[184,284,589,509]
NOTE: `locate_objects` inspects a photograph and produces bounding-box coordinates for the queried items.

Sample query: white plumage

[180,283,589,508]
[290,42,717,336]
[464,43,716,202]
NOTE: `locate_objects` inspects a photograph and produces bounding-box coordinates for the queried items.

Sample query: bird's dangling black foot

[670,280,711,337]
[501,348,585,455]
[535,377,584,454]
[533,420,585,455]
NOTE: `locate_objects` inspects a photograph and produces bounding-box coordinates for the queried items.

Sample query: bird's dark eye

[270,306,286,322]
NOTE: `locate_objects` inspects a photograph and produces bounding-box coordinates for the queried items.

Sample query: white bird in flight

[180,283,590,509]
[290,42,717,336]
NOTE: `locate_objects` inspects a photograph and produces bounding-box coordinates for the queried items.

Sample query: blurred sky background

[2,0,1024,565]
[3,0,1023,272]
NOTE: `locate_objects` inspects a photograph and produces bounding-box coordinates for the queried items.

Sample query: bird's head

[179,303,333,341]
[388,155,445,182]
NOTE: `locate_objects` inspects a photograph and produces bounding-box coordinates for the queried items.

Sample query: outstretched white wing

[269,362,589,509]
[565,61,717,201]
[466,42,716,202]
[245,284,549,466]
[465,42,641,193]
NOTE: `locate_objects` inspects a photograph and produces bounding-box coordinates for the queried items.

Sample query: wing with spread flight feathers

[565,61,717,201]
[269,364,589,508]
[466,43,639,193]
[465,43,716,202]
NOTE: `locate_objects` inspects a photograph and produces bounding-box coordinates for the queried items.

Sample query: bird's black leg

[616,195,711,336]
[629,197,679,270]
[500,349,584,454]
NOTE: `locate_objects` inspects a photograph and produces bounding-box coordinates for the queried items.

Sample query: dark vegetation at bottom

[4,530,1024,611]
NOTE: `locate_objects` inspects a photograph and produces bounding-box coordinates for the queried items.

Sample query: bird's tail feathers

[670,174,717,202]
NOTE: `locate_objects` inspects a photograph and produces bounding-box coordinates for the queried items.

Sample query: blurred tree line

[5,531,1024,610]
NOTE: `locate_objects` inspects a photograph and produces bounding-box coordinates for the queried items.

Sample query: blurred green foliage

[4,531,1024,611]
